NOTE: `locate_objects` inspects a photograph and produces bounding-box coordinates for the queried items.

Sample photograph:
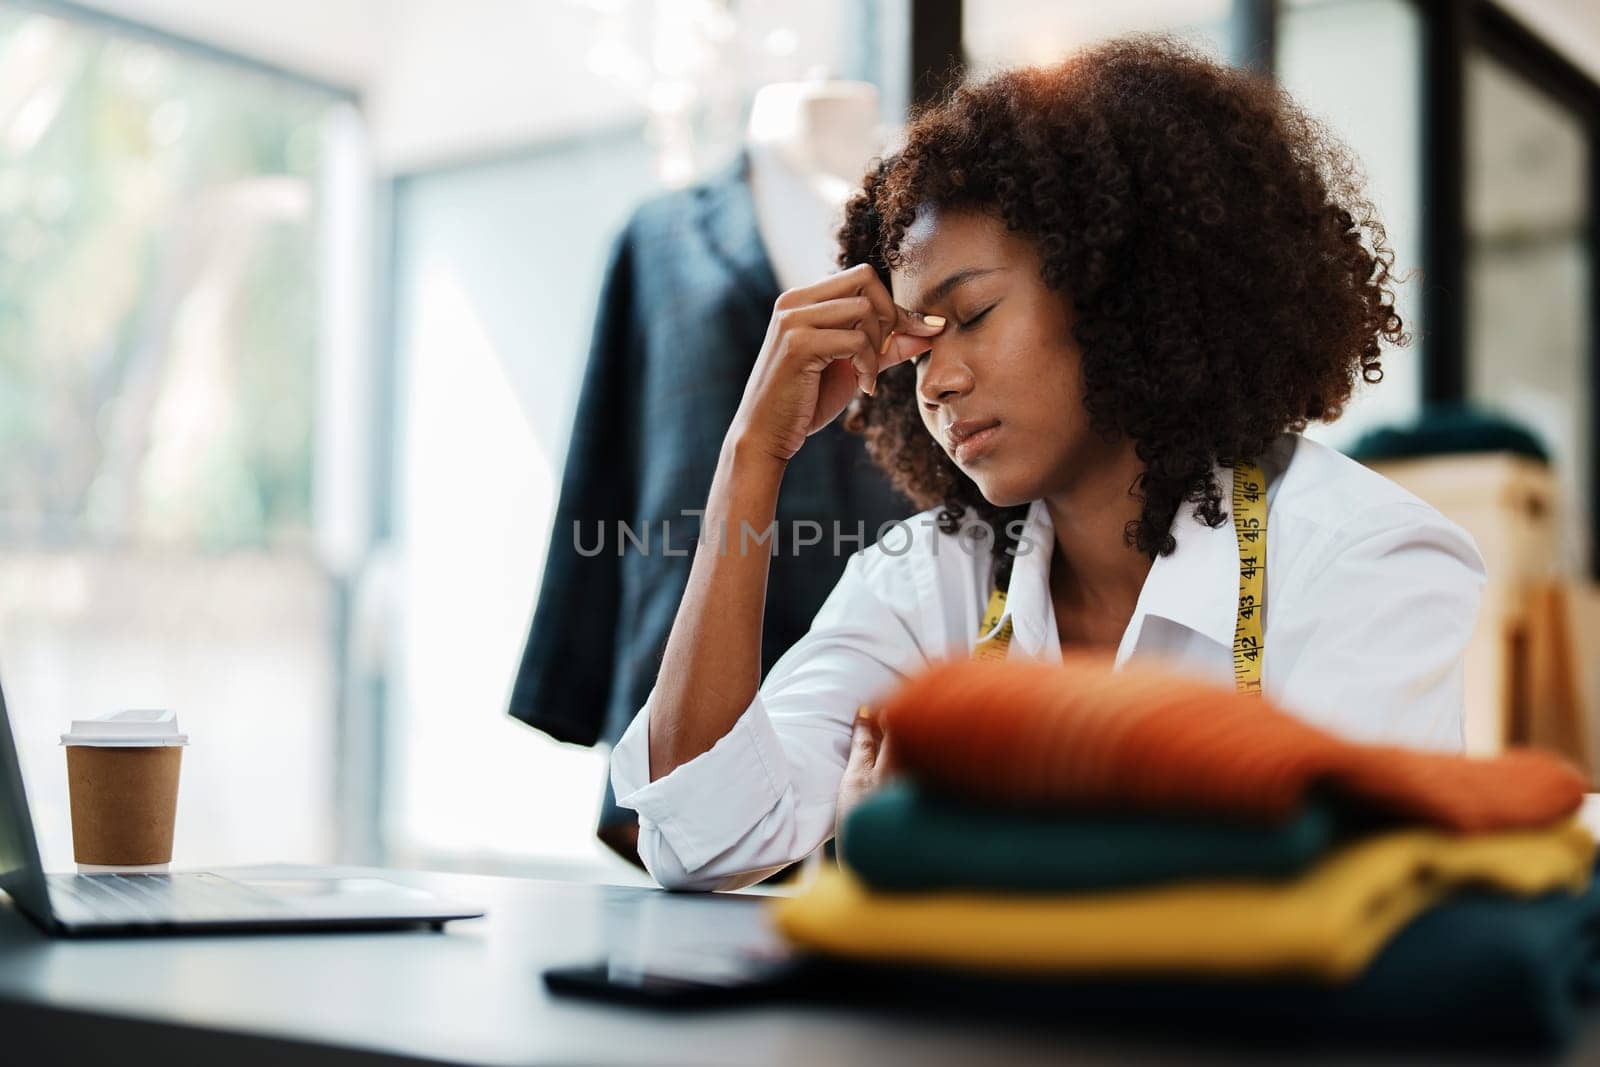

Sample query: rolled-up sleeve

[1266,502,1488,753]
[608,547,930,891]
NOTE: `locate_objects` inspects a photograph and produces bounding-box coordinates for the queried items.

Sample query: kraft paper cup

[61,710,188,866]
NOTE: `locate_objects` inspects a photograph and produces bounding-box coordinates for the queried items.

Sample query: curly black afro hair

[838,34,1406,587]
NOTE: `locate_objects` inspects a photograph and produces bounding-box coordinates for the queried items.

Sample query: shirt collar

[998,456,1243,660]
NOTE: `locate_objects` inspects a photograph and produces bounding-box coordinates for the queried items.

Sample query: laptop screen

[0,675,56,926]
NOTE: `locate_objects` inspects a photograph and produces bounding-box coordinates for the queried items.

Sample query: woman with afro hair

[609,35,1487,891]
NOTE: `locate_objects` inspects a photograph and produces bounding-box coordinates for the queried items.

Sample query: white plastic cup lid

[60,709,189,747]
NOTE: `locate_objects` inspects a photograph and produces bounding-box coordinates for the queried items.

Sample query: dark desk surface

[0,863,1594,1066]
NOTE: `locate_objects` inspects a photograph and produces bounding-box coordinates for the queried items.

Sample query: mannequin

[745,76,893,292]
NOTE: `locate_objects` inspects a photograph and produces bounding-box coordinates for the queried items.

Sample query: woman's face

[889,205,1103,507]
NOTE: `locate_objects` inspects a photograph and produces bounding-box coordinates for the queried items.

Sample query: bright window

[0,7,348,871]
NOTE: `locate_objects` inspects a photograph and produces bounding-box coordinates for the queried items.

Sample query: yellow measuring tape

[1230,460,1266,695]
[971,582,1013,662]
[972,460,1268,697]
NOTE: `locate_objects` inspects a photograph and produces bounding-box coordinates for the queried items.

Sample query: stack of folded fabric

[769,655,1600,1050]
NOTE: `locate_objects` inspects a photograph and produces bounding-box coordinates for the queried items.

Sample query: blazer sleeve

[508,221,640,745]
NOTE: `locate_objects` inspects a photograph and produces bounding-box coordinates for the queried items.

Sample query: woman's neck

[1041,440,1153,630]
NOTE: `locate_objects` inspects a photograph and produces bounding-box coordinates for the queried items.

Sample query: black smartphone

[542,953,802,1010]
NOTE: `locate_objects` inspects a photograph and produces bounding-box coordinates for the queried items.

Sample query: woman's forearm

[647,431,787,781]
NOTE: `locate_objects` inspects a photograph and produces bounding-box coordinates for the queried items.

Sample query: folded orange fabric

[878,655,1588,832]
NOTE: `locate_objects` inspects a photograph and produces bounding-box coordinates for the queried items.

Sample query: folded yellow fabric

[772,820,1596,982]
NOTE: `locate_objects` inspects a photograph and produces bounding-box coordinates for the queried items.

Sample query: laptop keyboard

[47,872,291,924]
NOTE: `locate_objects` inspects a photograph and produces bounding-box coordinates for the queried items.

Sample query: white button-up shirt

[610,432,1489,891]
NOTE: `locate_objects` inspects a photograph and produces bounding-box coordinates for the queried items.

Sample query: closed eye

[914,305,994,367]
[959,306,994,330]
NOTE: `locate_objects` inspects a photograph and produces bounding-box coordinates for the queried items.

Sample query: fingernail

[878,330,895,355]
[923,315,946,328]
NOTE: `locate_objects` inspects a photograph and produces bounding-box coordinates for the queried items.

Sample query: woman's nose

[917,342,975,407]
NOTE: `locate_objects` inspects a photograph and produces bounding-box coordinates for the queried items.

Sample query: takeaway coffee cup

[60,709,188,866]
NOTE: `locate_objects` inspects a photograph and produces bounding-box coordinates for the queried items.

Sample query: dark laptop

[0,673,484,935]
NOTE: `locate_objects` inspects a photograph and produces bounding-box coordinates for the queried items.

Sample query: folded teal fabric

[838,780,1339,893]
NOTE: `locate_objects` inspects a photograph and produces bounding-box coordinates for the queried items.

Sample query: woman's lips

[950,421,1002,464]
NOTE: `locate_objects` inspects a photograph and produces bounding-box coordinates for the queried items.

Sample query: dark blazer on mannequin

[508,146,912,852]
